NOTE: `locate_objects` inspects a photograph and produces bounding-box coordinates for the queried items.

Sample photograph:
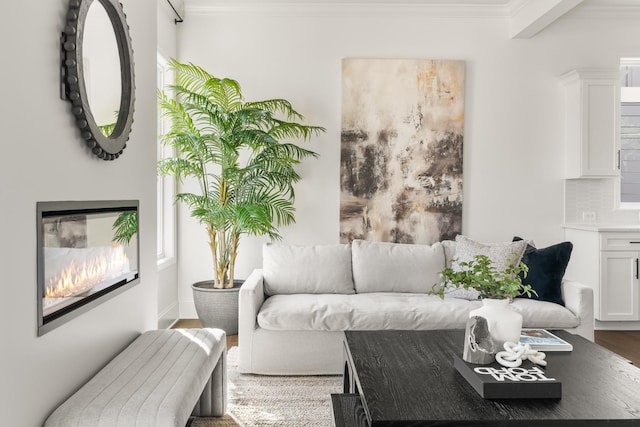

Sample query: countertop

[563,223,640,232]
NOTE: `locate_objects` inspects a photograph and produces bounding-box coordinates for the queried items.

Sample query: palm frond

[269,121,326,141]
[169,59,216,96]
[111,211,138,245]
[245,99,303,121]
[158,157,204,179]
[205,78,243,112]
[234,204,278,238]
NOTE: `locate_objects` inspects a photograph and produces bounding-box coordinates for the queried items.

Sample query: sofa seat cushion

[258,293,475,331]
[257,294,580,332]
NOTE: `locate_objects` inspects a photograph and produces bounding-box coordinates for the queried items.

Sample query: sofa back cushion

[452,235,527,272]
[442,240,456,268]
[263,243,355,296]
[351,239,445,293]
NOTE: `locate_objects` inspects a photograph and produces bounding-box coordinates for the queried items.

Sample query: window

[620,59,640,205]
[157,54,176,264]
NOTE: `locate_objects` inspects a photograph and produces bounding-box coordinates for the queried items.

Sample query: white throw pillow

[263,243,355,296]
[441,240,456,268]
[351,239,445,293]
[444,235,527,300]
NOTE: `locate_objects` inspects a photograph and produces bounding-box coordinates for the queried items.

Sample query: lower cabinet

[564,227,640,322]
[600,251,640,320]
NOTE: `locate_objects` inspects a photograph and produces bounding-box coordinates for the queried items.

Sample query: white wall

[174,5,640,316]
[0,0,158,425]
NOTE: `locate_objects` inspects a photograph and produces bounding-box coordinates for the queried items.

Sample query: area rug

[191,347,342,427]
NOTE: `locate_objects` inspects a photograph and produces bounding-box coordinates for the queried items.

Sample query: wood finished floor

[172,319,640,366]
[594,330,640,366]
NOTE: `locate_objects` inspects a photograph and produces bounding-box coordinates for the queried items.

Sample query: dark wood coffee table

[333,330,640,426]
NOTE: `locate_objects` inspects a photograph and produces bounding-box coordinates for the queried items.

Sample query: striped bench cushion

[45,328,226,427]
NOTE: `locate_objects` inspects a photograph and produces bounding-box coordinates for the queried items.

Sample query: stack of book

[453,329,571,399]
[520,329,573,352]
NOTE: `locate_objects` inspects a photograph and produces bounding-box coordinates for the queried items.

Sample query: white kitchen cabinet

[564,226,640,322]
[560,69,620,178]
[600,251,640,320]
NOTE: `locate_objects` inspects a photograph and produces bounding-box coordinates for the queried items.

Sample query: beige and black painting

[340,59,464,244]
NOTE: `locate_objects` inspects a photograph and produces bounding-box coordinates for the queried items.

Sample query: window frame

[157,53,176,268]
[618,58,640,209]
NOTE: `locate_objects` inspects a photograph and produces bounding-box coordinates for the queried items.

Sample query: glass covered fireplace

[37,200,139,336]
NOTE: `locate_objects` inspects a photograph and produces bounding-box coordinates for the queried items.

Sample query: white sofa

[239,239,594,375]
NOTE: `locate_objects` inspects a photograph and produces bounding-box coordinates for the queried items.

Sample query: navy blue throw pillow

[512,237,573,306]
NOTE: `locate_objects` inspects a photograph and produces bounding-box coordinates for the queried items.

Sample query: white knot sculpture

[495,342,547,368]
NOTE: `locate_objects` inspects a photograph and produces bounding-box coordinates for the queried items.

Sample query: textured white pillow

[444,235,527,300]
[351,239,445,293]
[441,240,456,268]
[263,243,355,296]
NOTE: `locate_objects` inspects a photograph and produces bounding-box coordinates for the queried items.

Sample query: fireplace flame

[45,244,130,299]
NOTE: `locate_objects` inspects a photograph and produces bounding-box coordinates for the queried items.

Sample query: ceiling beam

[509,0,584,39]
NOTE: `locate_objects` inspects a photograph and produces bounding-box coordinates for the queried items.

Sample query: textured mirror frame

[61,0,135,161]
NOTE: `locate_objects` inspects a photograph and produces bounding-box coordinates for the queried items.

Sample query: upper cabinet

[560,69,620,179]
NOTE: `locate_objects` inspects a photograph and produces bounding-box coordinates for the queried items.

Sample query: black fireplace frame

[36,200,140,336]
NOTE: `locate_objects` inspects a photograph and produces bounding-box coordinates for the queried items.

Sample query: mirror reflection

[83,0,121,136]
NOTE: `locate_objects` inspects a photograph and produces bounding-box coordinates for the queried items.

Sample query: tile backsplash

[565,178,640,224]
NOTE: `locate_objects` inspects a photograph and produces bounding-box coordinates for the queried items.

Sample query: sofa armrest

[561,279,594,341]
[239,269,265,372]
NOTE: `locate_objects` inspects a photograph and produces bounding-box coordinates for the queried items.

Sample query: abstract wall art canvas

[340,58,464,244]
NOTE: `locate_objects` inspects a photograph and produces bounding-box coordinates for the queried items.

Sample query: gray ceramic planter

[192,280,242,335]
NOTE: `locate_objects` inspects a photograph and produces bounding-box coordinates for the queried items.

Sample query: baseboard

[595,320,640,331]
[157,301,179,329]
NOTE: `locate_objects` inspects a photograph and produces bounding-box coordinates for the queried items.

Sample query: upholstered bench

[44,328,227,427]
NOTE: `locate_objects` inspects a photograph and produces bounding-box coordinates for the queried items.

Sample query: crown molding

[569,4,640,18]
[182,0,640,19]
[183,0,512,17]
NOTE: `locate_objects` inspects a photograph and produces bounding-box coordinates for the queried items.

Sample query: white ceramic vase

[469,298,522,349]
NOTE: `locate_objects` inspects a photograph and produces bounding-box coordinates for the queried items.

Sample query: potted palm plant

[158,59,324,333]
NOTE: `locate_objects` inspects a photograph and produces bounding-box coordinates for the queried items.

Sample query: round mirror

[62,0,135,160]
[83,1,121,137]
